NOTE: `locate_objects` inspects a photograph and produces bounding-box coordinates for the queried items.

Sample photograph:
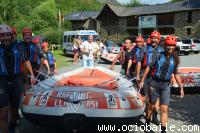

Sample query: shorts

[73,49,79,54]
[0,74,24,108]
[148,79,170,105]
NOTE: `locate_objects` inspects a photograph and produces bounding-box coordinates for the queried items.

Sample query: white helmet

[0,24,12,34]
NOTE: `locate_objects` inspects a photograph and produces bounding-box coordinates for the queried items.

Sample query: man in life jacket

[109,38,134,76]
[126,35,145,80]
[0,24,35,133]
[21,27,47,80]
[41,42,57,77]
[140,31,165,127]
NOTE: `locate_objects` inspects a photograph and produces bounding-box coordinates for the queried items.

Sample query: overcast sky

[117,0,171,5]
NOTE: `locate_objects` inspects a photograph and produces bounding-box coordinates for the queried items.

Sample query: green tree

[0,0,18,23]
[170,0,183,2]
[0,0,103,44]
[125,0,141,7]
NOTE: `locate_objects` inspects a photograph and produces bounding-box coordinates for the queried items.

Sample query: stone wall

[174,10,200,38]
[99,17,127,36]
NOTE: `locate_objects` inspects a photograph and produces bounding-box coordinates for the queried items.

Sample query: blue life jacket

[45,52,55,65]
[132,47,143,64]
[0,42,25,75]
[144,45,164,67]
[25,42,41,65]
[151,53,175,81]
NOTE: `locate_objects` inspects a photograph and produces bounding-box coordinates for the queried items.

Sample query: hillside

[96,0,120,5]
[0,0,103,44]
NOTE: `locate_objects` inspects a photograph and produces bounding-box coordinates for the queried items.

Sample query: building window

[187,10,192,23]
[186,28,192,35]
[126,16,138,27]
[157,13,174,25]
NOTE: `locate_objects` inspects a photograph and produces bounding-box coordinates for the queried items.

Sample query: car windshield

[182,39,191,44]
[193,39,200,43]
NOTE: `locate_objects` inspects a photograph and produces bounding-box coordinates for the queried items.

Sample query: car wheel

[175,47,180,55]
[194,51,199,54]
[184,52,189,55]
[63,49,67,56]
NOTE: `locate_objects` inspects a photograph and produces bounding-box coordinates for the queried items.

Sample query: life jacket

[0,42,24,75]
[45,52,55,65]
[132,47,142,65]
[25,42,41,65]
[151,53,175,81]
[142,45,164,68]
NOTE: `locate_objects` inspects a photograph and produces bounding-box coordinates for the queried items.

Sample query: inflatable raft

[21,67,145,130]
[171,67,200,88]
[100,53,119,63]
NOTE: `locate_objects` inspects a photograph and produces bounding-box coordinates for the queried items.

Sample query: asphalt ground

[18,53,200,133]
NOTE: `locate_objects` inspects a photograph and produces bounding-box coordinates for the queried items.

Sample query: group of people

[109,31,184,133]
[0,24,57,133]
[73,35,106,66]
[0,23,185,133]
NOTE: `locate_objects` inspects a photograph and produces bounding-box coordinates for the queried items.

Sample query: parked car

[176,37,191,55]
[190,38,200,54]
[106,41,120,54]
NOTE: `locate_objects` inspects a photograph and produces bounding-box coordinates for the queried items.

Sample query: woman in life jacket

[139,35,184,133]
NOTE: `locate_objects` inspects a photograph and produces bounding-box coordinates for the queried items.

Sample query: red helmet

[11,27,17,34]
[135,35,144,43]
[0,24,12,34]
[22,27,32,35]
[41,42,49,49]
[32,37,40,44]
[150,31,161,40]
[165,35,177,46]
[146,37,151,44]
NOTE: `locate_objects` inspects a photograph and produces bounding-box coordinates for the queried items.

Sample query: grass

[52,49,73,69]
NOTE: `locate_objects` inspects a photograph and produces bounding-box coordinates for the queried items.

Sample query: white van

[63,30,98,56]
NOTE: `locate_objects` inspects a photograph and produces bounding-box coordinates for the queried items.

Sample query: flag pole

[58,9,61,47]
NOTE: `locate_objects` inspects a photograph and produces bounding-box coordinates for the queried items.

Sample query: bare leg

[152,99,160,125]
[160,104,168,133]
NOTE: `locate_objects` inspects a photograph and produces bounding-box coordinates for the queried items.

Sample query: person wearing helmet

[11,27,18,44]
[146,37,151,45]
[109,38,134,75]
[41,42,57,77]
[138,31,165,126]
[32,37,40,45]
[140,35,184,133]
[127,35,145,80]
[22,27,45,79]
[0,24,35,133]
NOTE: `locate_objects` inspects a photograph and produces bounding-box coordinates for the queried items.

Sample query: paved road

[18,53,200,133]
[179,53,200,67]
